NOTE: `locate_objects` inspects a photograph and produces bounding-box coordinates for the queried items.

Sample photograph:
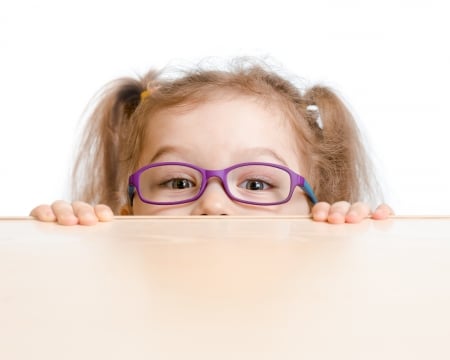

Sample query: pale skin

[31,93,393,225]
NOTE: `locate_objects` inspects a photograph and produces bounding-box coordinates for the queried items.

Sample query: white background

[1,0,449,216]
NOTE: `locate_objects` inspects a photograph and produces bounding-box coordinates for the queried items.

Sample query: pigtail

[304,86,375,204]
[71,71,158,213]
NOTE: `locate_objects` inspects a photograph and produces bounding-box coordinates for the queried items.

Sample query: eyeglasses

[128,162,318,206]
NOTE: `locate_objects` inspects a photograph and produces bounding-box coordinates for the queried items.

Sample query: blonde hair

[72,59,380,214]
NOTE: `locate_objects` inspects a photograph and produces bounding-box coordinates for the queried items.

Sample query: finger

[327,201,352,224]
[72,201,99,226]
[51,200,79,226]
[344,202,371,224]
[311,202,331,222]
[371,203,394,220]
[94,204,114,222]
[30,204,57,222]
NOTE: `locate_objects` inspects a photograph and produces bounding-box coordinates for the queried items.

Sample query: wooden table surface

[1,216,450,359]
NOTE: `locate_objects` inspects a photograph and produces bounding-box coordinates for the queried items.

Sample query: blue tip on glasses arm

[303,180,318,204]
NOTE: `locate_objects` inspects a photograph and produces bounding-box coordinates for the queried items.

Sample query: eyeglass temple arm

[302,180,318,204]
[128,185,135,207]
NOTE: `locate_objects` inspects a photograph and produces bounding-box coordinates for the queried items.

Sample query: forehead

[139,93,304,171]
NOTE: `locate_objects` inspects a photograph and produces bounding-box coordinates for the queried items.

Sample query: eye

[240,179,272,191]
[162,178,196,189]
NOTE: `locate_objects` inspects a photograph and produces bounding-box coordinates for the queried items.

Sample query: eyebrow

[237,147,289,166]
[146,146,289,166]
[148,146,190,164]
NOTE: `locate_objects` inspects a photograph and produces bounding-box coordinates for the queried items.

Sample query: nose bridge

[204,168,227,185]
[201,168,229,197]
[191,168,232,215]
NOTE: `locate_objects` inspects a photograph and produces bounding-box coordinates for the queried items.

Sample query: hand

[311,201,393,224]
[30,200,114,226]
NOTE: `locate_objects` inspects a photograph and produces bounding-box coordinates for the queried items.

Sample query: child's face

[133,93,311,215]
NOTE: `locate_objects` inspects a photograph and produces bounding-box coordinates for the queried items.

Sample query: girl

[31,58,392,225]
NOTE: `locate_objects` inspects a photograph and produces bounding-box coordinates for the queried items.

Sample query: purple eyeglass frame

[128,161,318,206]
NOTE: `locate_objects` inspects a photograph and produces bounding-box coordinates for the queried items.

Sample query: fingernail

[99,209,113,221]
